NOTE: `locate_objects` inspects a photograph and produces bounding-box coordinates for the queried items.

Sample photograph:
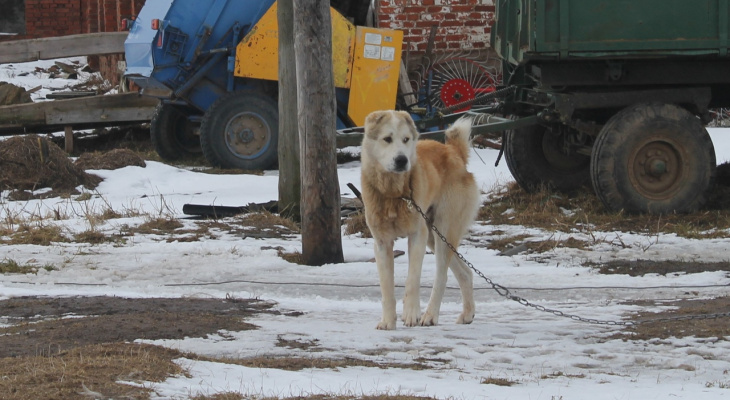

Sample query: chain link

[402,197,730,326]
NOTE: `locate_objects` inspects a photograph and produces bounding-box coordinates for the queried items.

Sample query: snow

[0,56,103,103]
[2,58,730,399]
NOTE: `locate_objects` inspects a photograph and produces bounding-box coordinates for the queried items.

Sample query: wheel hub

[237,128,255,143]
[440,79,475,112]
[225,112,269,159]
[648,159,667,176]
[630,141,682,199]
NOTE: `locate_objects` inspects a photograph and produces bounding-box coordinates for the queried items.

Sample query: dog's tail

[445,117,473,163]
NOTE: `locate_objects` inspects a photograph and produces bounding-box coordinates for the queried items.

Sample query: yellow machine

[234,2,403,126]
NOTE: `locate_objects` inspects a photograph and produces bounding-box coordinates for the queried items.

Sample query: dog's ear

[395,111,419,139]
[365,111,389,128]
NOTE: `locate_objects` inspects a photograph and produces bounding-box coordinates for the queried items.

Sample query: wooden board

[0,93,159,134]
[0,32,128,64]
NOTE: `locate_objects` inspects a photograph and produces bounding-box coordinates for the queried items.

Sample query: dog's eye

[384,137,392,144]
[403,137,410,143]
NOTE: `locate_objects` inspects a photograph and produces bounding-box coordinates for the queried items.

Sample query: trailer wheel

[504,124,591,192]
[200,91,278,170]
[150,103,201,161]
[591,103,716,214]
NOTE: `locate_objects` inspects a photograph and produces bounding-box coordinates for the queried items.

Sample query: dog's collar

[400,175,417,212]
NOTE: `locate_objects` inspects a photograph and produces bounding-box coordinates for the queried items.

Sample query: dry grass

[480,376,519,386]
[73,229,124,244]
[239,211,299,233]
[278,248,303,264]
[132,217,184,235]
[479,182,730,239]
[0,343,184,400]
[343,211,371,238]
[74,148,146,170]
[0,258,55,274]
[0,135,102,193]
[1,222,68,245]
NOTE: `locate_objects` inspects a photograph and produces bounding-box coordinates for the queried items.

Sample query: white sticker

[364,32,382,45]
[380,46,396,62]
[364,44,381,59]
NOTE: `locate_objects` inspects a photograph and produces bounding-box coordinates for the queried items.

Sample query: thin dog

[360,110,480,330]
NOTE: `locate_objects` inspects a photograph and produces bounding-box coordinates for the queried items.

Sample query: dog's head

[362,110,419,173]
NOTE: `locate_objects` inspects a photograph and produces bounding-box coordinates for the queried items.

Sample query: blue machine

[124,0,377,170]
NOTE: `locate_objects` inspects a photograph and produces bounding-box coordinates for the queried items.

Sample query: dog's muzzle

[393,154,409,172]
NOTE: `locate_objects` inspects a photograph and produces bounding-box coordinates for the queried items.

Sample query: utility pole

[294,0,344,265]
[277,0,301,221]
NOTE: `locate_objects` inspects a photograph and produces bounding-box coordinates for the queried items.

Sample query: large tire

[200,91,278,170]
[150,103,201,161]
[590,103,716,214]
[504,124,591,192]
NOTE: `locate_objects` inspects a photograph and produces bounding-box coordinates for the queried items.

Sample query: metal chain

[401,197,730,327]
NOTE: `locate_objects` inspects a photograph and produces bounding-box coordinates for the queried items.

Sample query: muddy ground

[0,296,280,359]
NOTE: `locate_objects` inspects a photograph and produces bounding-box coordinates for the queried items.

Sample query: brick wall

[19,0,80,39]
[4,1,493,83]
[376,0,495,53]
[0,0,144,85]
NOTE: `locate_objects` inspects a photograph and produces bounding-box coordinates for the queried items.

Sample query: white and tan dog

[360,110,480,330]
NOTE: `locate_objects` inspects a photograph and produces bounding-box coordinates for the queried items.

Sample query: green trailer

[486,0,730,214]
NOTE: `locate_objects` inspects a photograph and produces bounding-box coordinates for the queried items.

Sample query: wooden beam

[0,93,159,134]
[399,62,417,107]
[0,32,128,64]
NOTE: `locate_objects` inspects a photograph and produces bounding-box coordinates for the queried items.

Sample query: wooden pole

[294,0,344,265]
[277,0,301,221]
[64,126,74,153]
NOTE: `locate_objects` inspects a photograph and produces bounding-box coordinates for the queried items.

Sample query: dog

[360,110,480,330]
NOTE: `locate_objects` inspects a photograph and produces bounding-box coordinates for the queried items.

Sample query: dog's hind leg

[374,239,397,330]
[450,256,475,324]
[403,223,428,326]
[420,237,453,326]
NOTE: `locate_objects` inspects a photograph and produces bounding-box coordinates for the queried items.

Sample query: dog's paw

[402,310,420,327]
[376,319,396,330]
[456,311,475,325]
[402,301,421,327]
[419,311,438,326]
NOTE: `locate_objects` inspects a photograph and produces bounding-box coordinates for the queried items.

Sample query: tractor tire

[590,103,716,214]
[150,103,201,161]
[504,124,591,192]
[200,91,279,170]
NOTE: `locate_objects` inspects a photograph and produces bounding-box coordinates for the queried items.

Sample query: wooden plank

[47,107,156,125]
[0,32,128,64]
[399,61,417,107]
[0,93,159,133]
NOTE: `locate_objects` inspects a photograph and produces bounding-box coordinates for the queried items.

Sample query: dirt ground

[0,296,277,358]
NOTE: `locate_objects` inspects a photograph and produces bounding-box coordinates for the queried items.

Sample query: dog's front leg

[374,238,397,330]
[402,223,428,327]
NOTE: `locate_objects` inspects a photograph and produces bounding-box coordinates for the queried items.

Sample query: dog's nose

[394,155,408,171]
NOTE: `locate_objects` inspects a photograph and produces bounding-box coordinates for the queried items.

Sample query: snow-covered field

[2,58,730,399]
